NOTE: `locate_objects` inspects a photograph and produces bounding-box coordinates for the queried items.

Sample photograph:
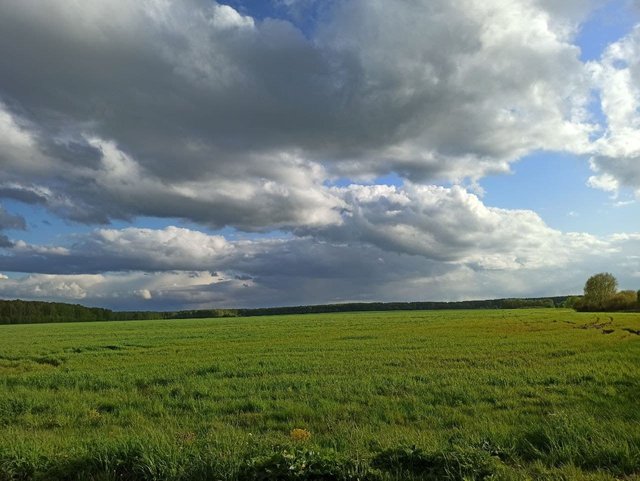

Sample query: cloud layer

[0,185,608,273]
[0,0,616,228]
[0,0,638,308]
[0,187,637,309]
[0,224,637,309]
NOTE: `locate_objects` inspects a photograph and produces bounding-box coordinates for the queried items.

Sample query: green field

[0,309,639,480]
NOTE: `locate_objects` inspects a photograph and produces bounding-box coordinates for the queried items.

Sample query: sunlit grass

[0,309,639,480]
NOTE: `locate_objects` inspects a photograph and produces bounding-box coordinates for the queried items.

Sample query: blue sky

[577,0,639,61]
[481,152,640,235]
[0,0,639,309]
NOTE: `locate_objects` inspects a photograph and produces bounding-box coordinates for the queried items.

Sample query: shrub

[562,296,581,308]
[238,449,379,481]
[604,290,637,311]
[239,448,377,481]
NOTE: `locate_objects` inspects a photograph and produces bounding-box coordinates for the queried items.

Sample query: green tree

[563,296,581,308]
[583,273,618,309]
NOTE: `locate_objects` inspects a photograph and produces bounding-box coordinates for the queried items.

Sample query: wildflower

[290,428,311,442]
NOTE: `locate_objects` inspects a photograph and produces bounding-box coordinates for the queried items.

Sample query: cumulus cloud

[316,0,595,180]
[136,289,153,300]
[0,185,608,274]
[0,274,101,301]
[588,25,640,197]
[320,184,607,269]
[0,270,240,309]
[0,226,271,274]
[0,0,604,230]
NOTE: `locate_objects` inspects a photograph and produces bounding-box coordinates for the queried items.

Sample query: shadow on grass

[371,445,500,481]
[1,436,638,481]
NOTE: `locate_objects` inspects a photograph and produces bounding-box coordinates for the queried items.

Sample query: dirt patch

[622,328,640,336]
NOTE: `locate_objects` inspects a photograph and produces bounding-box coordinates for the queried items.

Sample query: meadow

[0,309,638,480]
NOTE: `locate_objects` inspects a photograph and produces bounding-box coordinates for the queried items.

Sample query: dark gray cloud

[0,205,25,231]
[0,236,13,248]
[0,185,48,205]
[0,205,27,249]
[0,203,25,248]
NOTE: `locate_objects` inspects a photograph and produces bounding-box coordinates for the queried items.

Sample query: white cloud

[0,274,103,300]
[588,25,640,196]
[84,226,237,269]
[587,170,619,193]
[136,288,152,300]
[0,225,280,273]
[0,102,52,175]
[320,184,607,270]
[12,240,70,256]
[316,0,595,180]
[210,4,255,30]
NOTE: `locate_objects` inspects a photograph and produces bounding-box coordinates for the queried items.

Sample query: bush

[604,290,638,311]
[239,448,378,481]
[562,296,581,308]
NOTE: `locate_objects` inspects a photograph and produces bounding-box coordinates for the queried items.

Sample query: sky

[0,0,640,310]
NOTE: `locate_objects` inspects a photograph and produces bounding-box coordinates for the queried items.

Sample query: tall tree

[583,273,618,308]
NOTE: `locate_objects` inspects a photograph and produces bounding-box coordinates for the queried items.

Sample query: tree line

[570,272,640,312]
[0,296,568,325]
[0,300,238,325]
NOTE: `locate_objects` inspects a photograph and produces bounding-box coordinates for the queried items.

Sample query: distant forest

[0,297,570,325]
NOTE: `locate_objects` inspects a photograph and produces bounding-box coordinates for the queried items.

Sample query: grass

[0,309,638,480]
